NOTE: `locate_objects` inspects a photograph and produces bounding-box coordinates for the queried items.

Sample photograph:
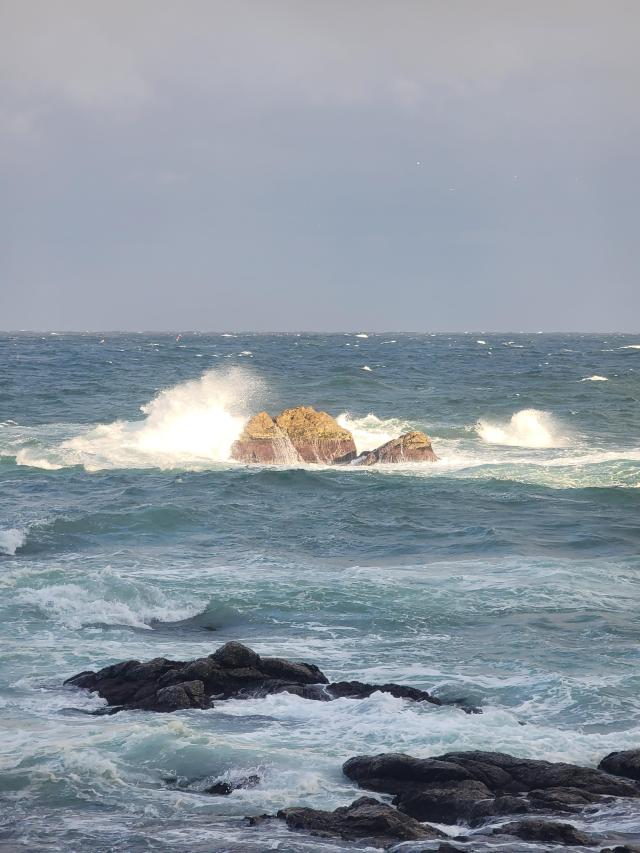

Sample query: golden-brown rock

[275,406,357,463]
[231,412,300,463]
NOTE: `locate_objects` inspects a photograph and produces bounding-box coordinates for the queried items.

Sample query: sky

[1,0,639,331]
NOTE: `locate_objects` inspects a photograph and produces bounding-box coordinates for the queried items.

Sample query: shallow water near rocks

[1,332,639,850]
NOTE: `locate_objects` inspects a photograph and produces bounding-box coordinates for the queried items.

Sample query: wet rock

[274,406,357,464]
[343,750,640,826]
[394,779,494,823]
[65,642,455,715]
[601,847,640,853]
[204,774,261,795]
[326,680,441,706]
[277,796,444,846]
[355,431,438,465]
[493,818,594,846]
[64,641,329,712]
[230,412,297,464]
[599,750,640,782]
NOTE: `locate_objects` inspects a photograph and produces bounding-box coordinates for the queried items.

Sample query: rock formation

[342,750,640,825]
[64,641,454,713]
[274,406,357,463]
[230,412,296,464]
[599,749,640,782]
[354,431,438,464]
[276,796,445,846]
[230,406,437,465]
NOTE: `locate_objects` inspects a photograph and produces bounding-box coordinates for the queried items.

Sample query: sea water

[1,332,639,851]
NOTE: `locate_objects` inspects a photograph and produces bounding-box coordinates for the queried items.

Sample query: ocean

[1,331,639,851]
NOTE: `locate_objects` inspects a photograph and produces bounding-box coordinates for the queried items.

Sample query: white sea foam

[16,369,262,472]
[17,571,202,630]
[620,344,640,349]
[361,365,372,371]
[580,375,608,381]
[476,409,567,448]
[355,333,368,338]
[0,528,26,556]
[337,413,412,454]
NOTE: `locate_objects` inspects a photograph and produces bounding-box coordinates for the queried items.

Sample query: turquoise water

[1,332,639,850]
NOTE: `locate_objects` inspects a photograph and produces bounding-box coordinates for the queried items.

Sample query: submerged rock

[277,796,444,846]
[343,750,640,825]
[64,641,446,714]
[355,431,438,465]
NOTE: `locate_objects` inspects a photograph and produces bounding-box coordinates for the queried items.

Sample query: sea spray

[0,528,26,556]
[476,409,567,448]
[16,369,263,472]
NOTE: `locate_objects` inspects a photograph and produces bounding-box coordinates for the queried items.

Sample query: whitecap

[355,333,368,338]
[580,375,608,382]
[361,365,372,372]
[476,409,567,448]
[0,528,26,556]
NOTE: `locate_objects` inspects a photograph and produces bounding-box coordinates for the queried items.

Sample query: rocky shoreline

[64,641,640,851]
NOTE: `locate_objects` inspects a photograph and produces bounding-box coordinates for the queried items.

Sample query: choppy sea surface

[1,332,639,852]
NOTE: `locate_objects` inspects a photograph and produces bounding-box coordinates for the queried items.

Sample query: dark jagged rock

[601,847,640,853]
[599,750,640,782]
[343,750,640,825]
[276,796,445,847]
[65,642,328,712]
[493,818,594,846]
[204,774,261,795]
[65,641,455,715]
[326,680,441,706]
[355,431,438,465]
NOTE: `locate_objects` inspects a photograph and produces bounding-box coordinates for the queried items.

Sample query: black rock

[277,796,445,847]
[343,750,640,826]
[599,750,640,782]
[493,818,594,846]
[204,774,261,795]
[64,642,454,715]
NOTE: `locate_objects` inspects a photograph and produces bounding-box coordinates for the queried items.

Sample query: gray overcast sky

[1,1,639,331]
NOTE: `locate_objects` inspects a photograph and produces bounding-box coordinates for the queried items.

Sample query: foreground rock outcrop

[230,412,295,464]
[354,431,438,465]
[599,749,640,782]
[64,641,454,713]
[342,750,640,825]
[277,796,445,847]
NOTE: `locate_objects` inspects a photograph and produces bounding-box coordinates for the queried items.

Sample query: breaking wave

[16,369,262,472]
[476,409,567,448]
[0,528,26,556]
[337,412,413,454]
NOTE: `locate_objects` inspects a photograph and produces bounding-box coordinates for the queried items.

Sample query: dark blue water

[1,332,639,851]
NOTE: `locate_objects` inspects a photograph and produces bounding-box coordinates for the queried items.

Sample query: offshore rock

[230,412,298,464]
[274,406,357,463]
[65,641,447,714]
[276,796,444,847]
[355,431,437,465]
[343,750,640,825]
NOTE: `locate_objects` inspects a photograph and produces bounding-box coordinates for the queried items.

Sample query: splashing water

[476,409,567,448]
[16,369,263,472]
[337,413,413,454]
[0,528,26,556]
